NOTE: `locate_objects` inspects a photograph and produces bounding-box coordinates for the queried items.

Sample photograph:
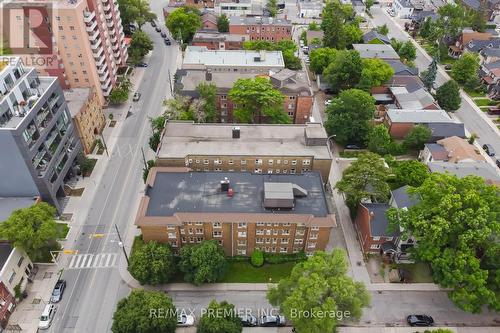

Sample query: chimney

[205,69,212,81]
[221,177,230,192]
[232,126,240,139]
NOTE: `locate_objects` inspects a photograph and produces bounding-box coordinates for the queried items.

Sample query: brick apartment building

[175,68,312,123]
[155,121,332,181]
[229,16,292,41]
[135,168,336,256]
[192,31,250,50]
[1,0,128,105]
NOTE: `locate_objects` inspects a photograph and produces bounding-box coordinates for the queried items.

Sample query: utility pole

[141,147,148,170]
[168,69,173,95]
[100,133,109,156]
[115,224,129,266]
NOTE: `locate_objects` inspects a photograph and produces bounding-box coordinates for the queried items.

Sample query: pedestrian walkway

[67,253,118,270]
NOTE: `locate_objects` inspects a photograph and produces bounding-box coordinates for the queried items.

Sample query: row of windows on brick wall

[188,158,311,166]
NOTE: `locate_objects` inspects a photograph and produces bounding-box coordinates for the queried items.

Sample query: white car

[299,40,305,47]
[325,99,332,106]
[39,304,57,330]
[177,314,195,327]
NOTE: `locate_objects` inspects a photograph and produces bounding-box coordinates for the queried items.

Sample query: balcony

[97,63,108,75]
[85,20,97,32]
[110,34,118,44]
[33,147,52,176]
[108,27,116,36]
[88,29,100,41]
[93,46,104,58]
[100,77,111,90]
[35,105,53,131]
[83,11,96,23]
[48,94,60,110]
[106,19,115,29]
[90,38,102,50]
[95,54,106,67]
[102,84,112,96]
[99,71,110,83]
[103,3,111,11]
[105,11,112,20]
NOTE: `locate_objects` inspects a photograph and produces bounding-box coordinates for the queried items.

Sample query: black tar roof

[0,242,13,269]
[146,171,328,217]
[362,203,400,238]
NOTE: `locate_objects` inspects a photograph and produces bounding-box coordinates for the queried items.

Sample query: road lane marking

[66,253,118,270]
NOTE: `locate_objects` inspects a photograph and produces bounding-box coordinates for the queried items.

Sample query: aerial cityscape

[0,0,499,332]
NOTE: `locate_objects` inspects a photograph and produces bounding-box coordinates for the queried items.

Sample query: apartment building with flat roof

[135,168,336,256]
[182,46,285,72]
[229,16,292,41]
[0,58,82,213]
[155,121,332,180]
[175,68,312,123]
[1,0,128,105]
[192,31,250,50]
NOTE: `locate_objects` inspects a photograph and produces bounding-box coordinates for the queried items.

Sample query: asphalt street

[368,6,500,161]
[48,3,178,332]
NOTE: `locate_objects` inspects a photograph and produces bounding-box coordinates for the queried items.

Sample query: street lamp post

[115,224,129,266]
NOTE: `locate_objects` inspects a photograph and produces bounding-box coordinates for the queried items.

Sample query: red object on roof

[124,37,132,46]
[227,188,234,197]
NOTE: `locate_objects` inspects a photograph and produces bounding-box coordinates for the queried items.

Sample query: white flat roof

[183,46,285,68]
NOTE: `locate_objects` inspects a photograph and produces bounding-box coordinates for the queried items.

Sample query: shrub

[264,251,307,264]
[251,249,264,267]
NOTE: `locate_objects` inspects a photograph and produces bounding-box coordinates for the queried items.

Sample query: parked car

[260,315,286,327]
[38,304,57,330]
[495,157,500,168]
[133,92,141,102]
[325,99,332,106]
[177,314,195,327]
[299,40,304,47]
[487,106,500,115]
[164,38,171,45]
[483,144,496,156]
[444,64,452,70]
[150,21,157,27]
[135,62,148,68]
[50,280,66,303]
[155,26,161,33]
[345,144,364,150]
[240,314,258,327]
[406,314,434,327]
[161,32,167,38]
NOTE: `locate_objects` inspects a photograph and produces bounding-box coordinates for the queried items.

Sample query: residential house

[464,39,500,59]
[352,44,400,60]
[306,31,324,45]
[175,68,312,124]
[384,109,453,138]
[354,203,399,253]
[420,136,485,164]
[229,16,292,42]
[390,86,439,109]
[384,60,419,76]
[480,47,500,65]
[298,1,323,18]
[135,168,336,256]
[428,162,500,186]
[201,12,219,30]
[363,30,391,45]
[155,121,332,180]
[393,0,415,18]
[448,30,492,58]
[480,60,500,99]
[192,31,250,50]
[0,281,14,329]
[0,242,34,308]
[424,122,466,142]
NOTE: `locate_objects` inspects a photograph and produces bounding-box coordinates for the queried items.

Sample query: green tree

[179,240,228,285]
[109,78,132,105]
[323,50,363,93]
[243,40,301,70]
[365,0,374,11]
[309,48,338,74]
[470,9,486,33]
[267,250,370,333]
[421,58,438,91]
[358,58,394,90]
[437,3,469,40]
[366,125,399,155]
[451,52,480,84]
[217,14,229,33]
[336,152,390,211]
[251,249,264,267]
[389,160,429,188]
[321,0,362,49]
[143,159,155,182]
[394,40,416,62]
[324,89,375,145]
[308,22,321,31]
[419,17,433,40]
[111,290,176,333]
[197,83,217,122]
[118,0,157,31]
[0,202,60,261]
[229,77,289,124]
[166,6,202,43]
[375,24,389,36]
[129,30,154,65]
[128,240,176,285]
[435,80,461,112]
[197,300,242,333]
[267,0,278,17]
[403,125,431,150]
[387,174,500,312]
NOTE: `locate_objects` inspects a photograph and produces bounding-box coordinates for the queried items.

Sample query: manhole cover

[43,272,53,279]
[32,298,41,304]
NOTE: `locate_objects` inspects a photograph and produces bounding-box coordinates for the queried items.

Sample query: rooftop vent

[263,182,308,209]
[220,177,230,192]
[232,126,240,139]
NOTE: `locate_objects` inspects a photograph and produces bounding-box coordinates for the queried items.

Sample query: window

[254,168,262,174]
[255,159,262,165]
[197,237,203,243]
[215,168,222,172]
[228,159,234,165]
[272,238,277,244]
[171,241,177,247]
[370,244,381,250]
[221,95,227,100]
[268,159,273,165]
[203,159,209,165]
[308,242,316,249]
[302,159,311,165]
[257,222,265,226]
[282,169,288,174]
[267,170,272,174]
[238,231,247,238]
[281,238,289,244]
[275,169,280,173]
[291,160,297,165]
[256,238,263,243]
[282,229,290,235]
[238,240,246,246]
[283,160,289,165]
[213,231,222,237]
[8,271,16,284]
[290,169,296,174]
[311,226,319,231]
[17,257,24,267]
[221,103,227,108]
[238,222,247,228]
[195,222,203,226]
[256,230,264,235]
[196,228,203,234]
[181,237,186,242]
[273,229,279,235]
[69,26,75,30]
[180,228,185,234]
[241,160,247,165]
[309,233,318,240]
[280,247,288,253]
[213,222,222,228]
[265,238,271,244]
[294,239,303,244]
[372,236,381,241]
[276,160,281,164]
[237,249,247,255]
[386,237,393,241]
[188,229,193,235]
[283,223,291,226]
[289,96,296,100]
[195,159,200,164]
[168,232,176,239]
[217,240,223,246]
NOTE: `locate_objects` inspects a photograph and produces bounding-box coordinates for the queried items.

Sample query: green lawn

[464,88,485,98]
[474,98,497,107]
[397,262,433,283]
[56,223,69,239]
[219,261,296,283]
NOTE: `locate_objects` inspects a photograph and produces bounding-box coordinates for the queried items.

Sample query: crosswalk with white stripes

[67,253,118,270]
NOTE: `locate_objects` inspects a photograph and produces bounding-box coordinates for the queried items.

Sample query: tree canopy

[309,48,338,74]
[112,290,177,333]
[267,250,370,333]
[403,125,431,150]
[390,39,417,62]
[358,58,394,90]
[179,240,228,285]
[197,83,217,122]
[366,125,400,156]
[387,159,429,189]
[321,0,362,49]
[421,58,438,91]
[228,77,289,124]
[0,202,60,261]
[197,300,242,333]
[375,24,389,36]
[217,14,229,33]
[324,89,375,144]
[166,6,202,43]
[109,78,132,105]
[451,53,480,84]
[335,152,390,212]
[128,239,176,285]
[387,174,500,312]
[243,40,301,70]
[436,80,461,112]
[118,0,157,31]
[129,30,154,65]
[323,50,363,93]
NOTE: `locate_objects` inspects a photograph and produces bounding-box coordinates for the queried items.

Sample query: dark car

[155,26,161,33]
[444,64,452,70]
[483,144,496,156]
[260,315,286,327]
[407,314,434,327]
[345,144,364,150]
[135,62,148,68]
[164,38,171,45]
[161,32,167,38]
[50,280,66,303]
[150,21,157,27]
[240,314,257,327]
[495,157,500,168]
